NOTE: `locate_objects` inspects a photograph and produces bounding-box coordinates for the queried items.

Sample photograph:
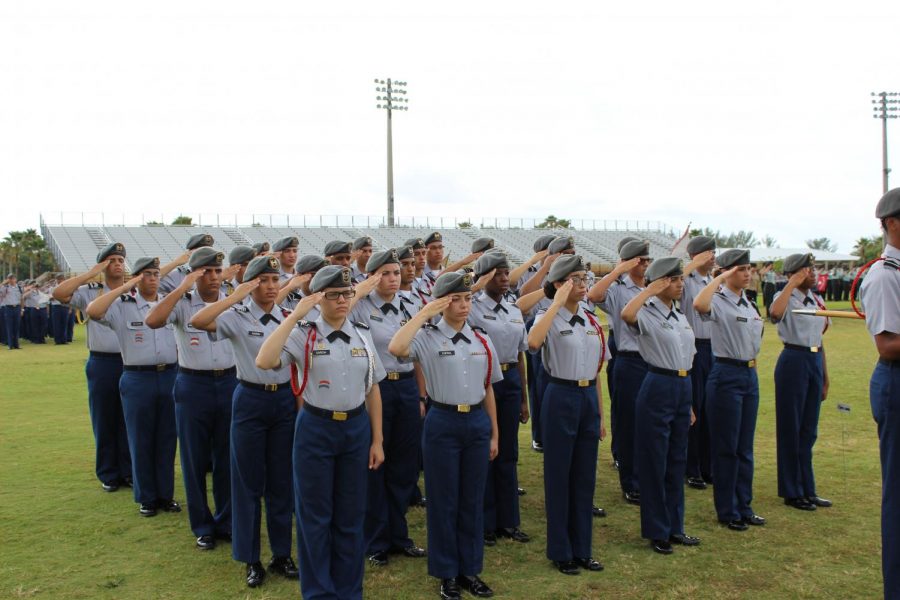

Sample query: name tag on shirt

[736,317,748,323]
[130,321,144,327]
[560,330,574,336]
[370,315,383,322]
[482,314,497,320]
[248,331,264,337]
[350,348,368,357]
[312,349,330,356]
[438,350,455,356]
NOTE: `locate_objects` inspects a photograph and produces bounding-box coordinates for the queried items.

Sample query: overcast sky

[1,1,897,253]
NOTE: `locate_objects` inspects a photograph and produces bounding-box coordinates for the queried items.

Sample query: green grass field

[0,306,886,599]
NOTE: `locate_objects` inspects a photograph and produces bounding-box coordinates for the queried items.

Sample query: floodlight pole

[872,91,899,194]
[376,78,409,226]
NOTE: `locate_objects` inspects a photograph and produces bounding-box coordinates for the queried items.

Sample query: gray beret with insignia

[474,252,510,276]
[424,232,443,246]
[717,249,751,268]
[228,245,256,265]
[782,252,814,274]
[876,187,900,218]
[431,270,473,298]
[272,236,299,252]
[533,234,556,253]
[645,257,683,283]
[471,237,495,253]
[242,255,281,282]
[547,254,586,283]
[186,233,214,250]
[396,245,414,261]
[296,254,327,274]
[188,247,225,270]
[353,236,374,251]
[252,241,270,254]
[366,249,400,273]
[97,242,126,263]
[617,236,639,253]
[686,236,716,255]
[404,237,426,250]
[548,236,575,254]
[323,240,352,256]
[132,257,160,275]
[619,240,650,260]
[310,265,353,292]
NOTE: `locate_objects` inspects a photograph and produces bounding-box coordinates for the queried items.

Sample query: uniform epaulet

[714,291,727,298]
[184,291,192,300]
[536,308,548,315]
[297,320,315,328]
[885,257,900,271]
[177,265,189,274]
[88,282,101,289]
[675,306,685,314]
[471,325,487,334]
[232,305,250,313]
[613,279,624,286]
[120,294,136,303]
[423,323,438,330]
[352,321,370,330]
[646,299,655,308]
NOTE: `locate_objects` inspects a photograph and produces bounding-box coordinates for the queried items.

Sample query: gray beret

[404,237,426,250]
[645,257,683,283]
[548,236,575,254]
[310,265,353,292]
[132,257,160,275]
[474,252,510,276]
[97,242,126,263]
[396,245,414,261]
[323,240,352,256]
[296,254,327,274]
[242,255,281,282]
[228,245,256,265]
[783,252,814,274]
[533,234,557,253]
[424,232,443,246]
[186,233,214,250]
[686,236,716,255]
[547,254,586,283]
[617,236,639,253]
[252,241,270,254]
[619,240,650,260]
[188,247,224,270]
[366,249,400,273]
[431,271,473,298]
[471,237,495,253]
[876,188,900,218]
[272,236,299,252]
[353,236,374,251]
[717,249,751,269]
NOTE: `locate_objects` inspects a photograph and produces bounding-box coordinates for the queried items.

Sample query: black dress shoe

[669,533,701,546]
[784,497,816,511]
[456,575,493,597]
[101,481,119,492]
[392,545,427,558]
[531,440,544,452]
[554,560,580,575]
[743,513,766,526]
[483,532,497,546]
[415,496,428,508]
[517,487,526,496]
[496,527,530,543]
[651,539,673,555]
[574,557,604,571]
[613,459,620,471]
[157,499,182,512]
[807,495,832,508]
[592,506,607,518]
[268,556,299,578]
[139,502,157,517]
[721,519,748,531]
[246,561,265,588]
[121,477,134,488]
[368,550,389,566]
[440,578,461,600]
[623,491,641,505]
[686,477,707,490]
[196,535,216,550]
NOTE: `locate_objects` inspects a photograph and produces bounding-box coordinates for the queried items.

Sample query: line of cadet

[48,205,897,599]
[1,273,77,349]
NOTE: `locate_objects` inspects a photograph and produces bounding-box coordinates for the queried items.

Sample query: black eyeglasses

[638,258,654,265]
[323,290,356,301]
[566,276,590,285]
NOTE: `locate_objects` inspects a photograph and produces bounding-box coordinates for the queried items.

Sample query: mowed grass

[0,308,885,599]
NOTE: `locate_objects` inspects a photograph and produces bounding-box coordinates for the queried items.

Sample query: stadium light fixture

[872,91,900,194]
[375,77,409,226]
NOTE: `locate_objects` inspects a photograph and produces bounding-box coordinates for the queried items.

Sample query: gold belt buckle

[387,372,400,381]
[678,369,687,377]
[213,369,224,376]
[810,346,819,353]
[748,360,757,368]
[264,383,278,392]
[156,364,166,372]
[332,411,348,421]
[501,363,510,372]
[457,404,471,413]
[577,379,590,387]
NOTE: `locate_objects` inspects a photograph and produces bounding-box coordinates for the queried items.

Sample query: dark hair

[543,281,557,299]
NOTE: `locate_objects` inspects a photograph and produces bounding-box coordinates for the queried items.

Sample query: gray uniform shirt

[350,292,416,374]
[404,320,503,405]
[159,265,189,294]
[399,289,425,314]
[682,271,713,340]
[598,274,644,352]
[861,244,900,338]
[699,287,764,360]
[771,288,827,348]
[103,293,178,366]
[629,299,696,371]
[71,283,122,353]
[0,283,23,306]
[282,316,386,411]
[213,299,292,384]
[168,291,236,370]
[532,305,604,381]
[468,293,527,364]
[24,290,41,308]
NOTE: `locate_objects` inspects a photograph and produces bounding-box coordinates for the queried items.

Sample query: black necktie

[666,311,678,321]
[569,314,585,327]
[803,297,815,306]
[451,332,470,344]
[260,314,280,326]
[381,303,399,315]
[737,298,748,308]
[327,330,351,343]
[493,303,508,314]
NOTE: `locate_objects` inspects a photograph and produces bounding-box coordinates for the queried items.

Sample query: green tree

[458,221,473,229]
[1,229,56,279]
[806,237,837,252]
[853,236,883,262]
[762,235,778,248]
[171,215,193,226]
[146,221,164,226]
[536,215,571,229]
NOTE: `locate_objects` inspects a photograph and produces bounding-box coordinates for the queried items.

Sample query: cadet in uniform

[693,249,766,531]
[190,255,299,588]
[351,236,375,283]
[146,248,237,550]
[86,257,181,517]
[325,240,354,268]
[1,273,23,349]
[588,239,652,504]
[252,241,270,255]
[769,252,832,511]
[53,244,132,491]
[398,245,428,312]
[403,238,433,307]
[389,271,501,600]
[23,283,45,343]
[222,245,258,300]
[277,254,327,314]
[621,257,700,555]
[272,236,300,282]
[469,252,531,546]
[860,188,900,600]
[681,236,717,489]
[49,276,71,345]
[257,265,386,600]
[160,233,214,293]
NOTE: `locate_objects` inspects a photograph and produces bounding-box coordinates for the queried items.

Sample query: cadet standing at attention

[527,255,605,576]
[397,245,428,312]
[860,188,900,600]
[145,248,237,550]
[351,236,375,283]
[257,265,385,600]
[0,273,23,349]
[469,252,531,546]
[769,252,832,511]
[272,236,299,283]
[693,249,766,532]
[389,271,501,600]
[324,240,354,268]
[190,255,299,588]
[621,257,700,555]
[222,245,257,300]
[53,244,132,491]
[86,257,181,518]
[160,233,214,293]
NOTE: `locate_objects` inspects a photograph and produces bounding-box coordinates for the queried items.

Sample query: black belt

[548,376,597,388]
[384,370,415,381]
[783,343,822,353]
[878,359,900,368]
[648,365,691,378]
[616,350,642,358]
[694,338,711,346]
[304,402,365,421]
[715,357,757,368]
[123,363,177,372]
[238,379,291,392]
[179,366,237,378]
[89,351,121,358]
[501,362,518,372]
[430,401,484,413]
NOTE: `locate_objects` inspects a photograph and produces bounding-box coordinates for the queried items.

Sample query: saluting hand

[293,291,324,318]
[89,259,111,276]
[645,277,670,297]
[531,249,549,264]
[421,295,452,319]
[471,269,495,293]
[550,280,573,308]
[369,442,385,470]
[787,268,809,289]
[222,264,240,282]
[354,272,382,298]
[181,268,206,289]
[286,273,312,291]
[175,250,191,265]
[717,266,740,282]
[123,275,142,290]
[233,279,260,299]
[688,250,714,271]
[615,257,641,274]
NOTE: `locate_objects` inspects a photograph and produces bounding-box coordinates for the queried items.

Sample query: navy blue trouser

[686,340,713,480]
[51,305,69,344]
[706,361,759,522]
[635,372,692,541]
[607,332,618,460]
[871,360,900,600]
[542,382,600,562]
[484,367,523,532]
[86,353,131,485]
[423,406,491,578]
[528,350,549,445]
[230,383,295,564]
[2,305,21,348]
[23,307,34,342]
[119,369,177,504]
[612,353,647,493]
[775,348,824,499]
[66,308,75,342]
[366,376,421,554]
[174,371,235,537]
[295,407,370,600]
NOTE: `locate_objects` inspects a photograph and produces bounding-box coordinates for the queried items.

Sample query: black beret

[273,236,299,252]
[783,253,814,274]
[404,237,426,250]
[717,249,751,269]
[228,245,256,265]
[547,254,586,283]
[396,245,414,261]
[548,236,575,254]
[296,254,326,274]
[619,240,650,260]
[686,236,716,255]
[424,232,443,246]
[431,271,473,298]
[471,237,495,253]
[876,187,900,218]
[242,255,281,282]
[310,265,353,292]
[474,252,510,276]
[533,234,557,253]
[353,236,374,251]
[252,241,270,254]
[132,257,160,275]
[188,247,224,270]
[97,242,126,263]
[645,257,683,283]
[324,240,352,256]
[617,236,638,253]
[186,233,214,250]
[366,249,400,273]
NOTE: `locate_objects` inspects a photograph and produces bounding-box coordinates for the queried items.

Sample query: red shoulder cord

[290,326,317,397]
[850,257,884,319]
[812,293,829,335]
[470,328,493,390]
[584,310,607,375]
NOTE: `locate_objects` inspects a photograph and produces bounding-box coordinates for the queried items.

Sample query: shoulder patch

[297,320,316,328]
[423,323,438,330]
[177,265,189,273]
[714,291,727,298]
[120,294,136,303]
[88,282,101,289]
[232,305,250,313]
[885,258,899,271]
[471,325,487,334]
[184,291,192,300]
[352,321,370,330]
